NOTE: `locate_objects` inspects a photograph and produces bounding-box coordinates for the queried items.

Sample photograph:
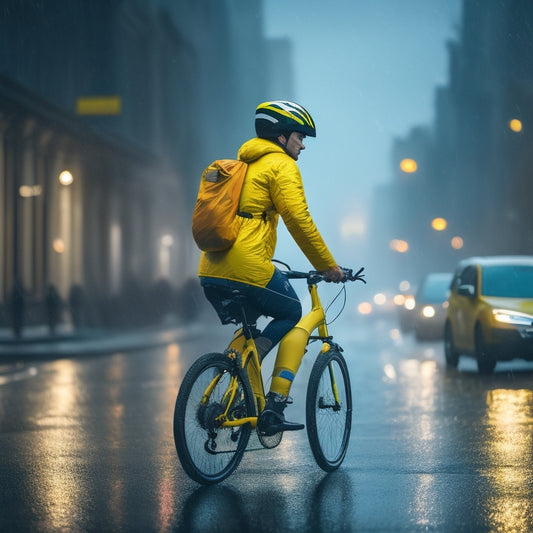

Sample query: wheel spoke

[173,353,254,484]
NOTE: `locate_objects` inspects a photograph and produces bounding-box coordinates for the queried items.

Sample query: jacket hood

[237,137,286,164]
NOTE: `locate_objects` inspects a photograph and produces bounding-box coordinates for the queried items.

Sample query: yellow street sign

[76,96,122,115]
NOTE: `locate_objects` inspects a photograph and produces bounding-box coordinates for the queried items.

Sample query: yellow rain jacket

[197,137,337,287]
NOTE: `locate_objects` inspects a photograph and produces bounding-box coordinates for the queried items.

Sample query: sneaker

[257,392,304,436]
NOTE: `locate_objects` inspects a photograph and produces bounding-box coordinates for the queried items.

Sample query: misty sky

[262,0,462,268]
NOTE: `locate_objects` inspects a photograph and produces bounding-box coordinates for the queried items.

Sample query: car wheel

[475,324,496,375]
[444,322,459,368]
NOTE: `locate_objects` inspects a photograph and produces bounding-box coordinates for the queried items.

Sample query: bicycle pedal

[261,422,304,436]
[258,417,304,436]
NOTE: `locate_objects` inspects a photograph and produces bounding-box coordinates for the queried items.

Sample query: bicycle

[173,263,366,484]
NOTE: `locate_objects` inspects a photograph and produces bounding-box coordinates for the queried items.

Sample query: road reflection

[177,485,249,533]
[176,470,354,532]
[31,358,88,531]
[308,471,355,531]
[5,321,532,531]
[18,345,189,532]
[386,356,441,529]
[482,388,533,532]
[376,333,533,531]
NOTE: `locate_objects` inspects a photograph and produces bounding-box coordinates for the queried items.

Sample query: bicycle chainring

[257,429,283,449]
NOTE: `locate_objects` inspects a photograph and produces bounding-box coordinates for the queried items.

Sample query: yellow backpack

[191,159,250,252]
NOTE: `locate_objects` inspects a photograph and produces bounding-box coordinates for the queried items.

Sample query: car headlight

[492,309,533,326]
[404,296,415,311]
[422,305,436,318]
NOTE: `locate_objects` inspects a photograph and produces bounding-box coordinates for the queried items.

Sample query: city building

[0,0,289,330]
[373,0,533,290]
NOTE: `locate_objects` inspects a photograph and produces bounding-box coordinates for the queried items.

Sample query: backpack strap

[237,210,267,220]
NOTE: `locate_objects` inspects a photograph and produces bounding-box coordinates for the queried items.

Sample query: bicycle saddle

[202,284,252,325]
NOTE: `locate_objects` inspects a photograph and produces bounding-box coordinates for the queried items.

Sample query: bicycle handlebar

[282,266,366,284]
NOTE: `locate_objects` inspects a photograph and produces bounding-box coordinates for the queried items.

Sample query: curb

[0,322,205,360]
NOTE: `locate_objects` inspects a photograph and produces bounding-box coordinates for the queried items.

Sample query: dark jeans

[200,268,302,348]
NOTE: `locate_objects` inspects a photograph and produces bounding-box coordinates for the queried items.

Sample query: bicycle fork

[295,283,344,411]
[322,347,342,411]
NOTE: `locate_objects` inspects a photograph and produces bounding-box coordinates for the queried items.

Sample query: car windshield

[481,265,533,298]
[421,276,452,302]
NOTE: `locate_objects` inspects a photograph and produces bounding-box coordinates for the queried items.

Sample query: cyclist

[198,100,344,436]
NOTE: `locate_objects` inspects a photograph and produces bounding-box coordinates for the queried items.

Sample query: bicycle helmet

[255,100,316,139]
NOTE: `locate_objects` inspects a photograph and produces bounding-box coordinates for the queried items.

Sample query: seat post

[238,304,255,340]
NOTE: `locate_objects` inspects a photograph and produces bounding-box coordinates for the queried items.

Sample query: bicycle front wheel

[306,348,352,471]
[173,352,255,484]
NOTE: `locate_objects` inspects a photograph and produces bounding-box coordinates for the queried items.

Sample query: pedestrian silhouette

[9,279,25,339]
[45,285,63,335]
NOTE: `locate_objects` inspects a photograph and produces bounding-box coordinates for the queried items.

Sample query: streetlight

[53,238,65,254]
[59,170,73,186]
[451,236,464,250]
[390,239,409,253]
[19,185,42,197]
[358,302,372,315]
[431,217,447,231]
[373,293,387,306]
[159,234,174,278]
[399,280,411,292]
[509,118,522,133]
[400,158,417,173]
[161,234,174,247]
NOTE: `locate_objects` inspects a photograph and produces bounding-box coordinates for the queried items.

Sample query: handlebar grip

[340,266,366,283]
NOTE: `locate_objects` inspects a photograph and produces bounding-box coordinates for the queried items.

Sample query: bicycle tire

[173,352,255,484]
[306,348,352,471]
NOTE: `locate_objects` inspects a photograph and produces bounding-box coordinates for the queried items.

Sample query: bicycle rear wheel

[306,348,352,471]
[173,352,255,484]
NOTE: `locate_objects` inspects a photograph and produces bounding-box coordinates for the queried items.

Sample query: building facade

[374,0,533,290]
[0,0,288,329]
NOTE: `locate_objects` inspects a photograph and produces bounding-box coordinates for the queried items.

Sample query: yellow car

[444,256,533,374]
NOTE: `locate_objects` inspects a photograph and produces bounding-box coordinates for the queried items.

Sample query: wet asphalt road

[1,315,532,532]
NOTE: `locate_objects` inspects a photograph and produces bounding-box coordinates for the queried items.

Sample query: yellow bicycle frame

[213,279,342,429]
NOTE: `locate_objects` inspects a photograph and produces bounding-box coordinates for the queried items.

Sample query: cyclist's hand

[322,265,345,282]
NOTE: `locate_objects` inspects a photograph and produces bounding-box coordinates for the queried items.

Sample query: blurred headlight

[492,309,533,326]
[422,305,436,318]
[404,296,415,310]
